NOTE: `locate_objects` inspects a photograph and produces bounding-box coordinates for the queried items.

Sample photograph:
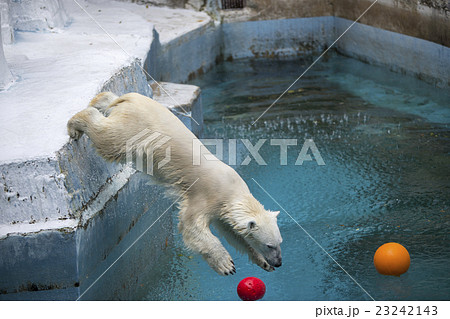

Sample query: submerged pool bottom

[134,53,449,301]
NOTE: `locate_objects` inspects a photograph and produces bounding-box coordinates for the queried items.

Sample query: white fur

[67,92,282,275]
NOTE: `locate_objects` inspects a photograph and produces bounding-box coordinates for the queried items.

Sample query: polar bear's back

[85,93,196,163]
[108,93,196,140]
[87,92,250,197]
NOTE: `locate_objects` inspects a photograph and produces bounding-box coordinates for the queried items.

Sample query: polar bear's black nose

[273,258,282,267]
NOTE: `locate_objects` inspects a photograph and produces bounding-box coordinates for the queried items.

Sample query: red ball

[237,277,266,301]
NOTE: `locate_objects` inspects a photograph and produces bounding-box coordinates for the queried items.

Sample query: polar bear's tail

[88,92,119,116]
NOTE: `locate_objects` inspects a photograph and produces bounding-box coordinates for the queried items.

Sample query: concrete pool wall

[0,0,449,300]
[220,16,449,88]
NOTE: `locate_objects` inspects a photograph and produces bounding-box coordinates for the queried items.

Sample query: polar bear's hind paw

[67,120,83,140]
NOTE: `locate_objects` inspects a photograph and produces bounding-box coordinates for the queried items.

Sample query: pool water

[137,53,450,301]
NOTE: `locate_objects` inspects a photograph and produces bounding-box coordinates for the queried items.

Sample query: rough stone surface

[0,15,13,89]
[0,158,70,226]
[101,60,152,98]
[222,17,334,60]
[75,173,173,300]
[222,0,333,22]
[7,0,69,32]
[419,0,448,13]
[0,228,78,297]
[334,0,449,47]
[0,1,13,45]
[116,0,187,8]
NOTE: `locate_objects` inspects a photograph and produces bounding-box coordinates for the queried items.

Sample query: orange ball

[374,242,410,276]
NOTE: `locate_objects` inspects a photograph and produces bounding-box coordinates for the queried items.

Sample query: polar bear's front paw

[261,260,275,272]
[254,255,274,272]
[250,248,275,272]
[205,252,236,276]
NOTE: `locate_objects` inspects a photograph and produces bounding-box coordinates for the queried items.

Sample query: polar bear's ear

[273,211,280,218]
[247,220,257,230]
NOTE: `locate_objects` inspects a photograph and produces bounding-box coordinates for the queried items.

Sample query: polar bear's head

[230,195,283,268]
[245,209,283,268]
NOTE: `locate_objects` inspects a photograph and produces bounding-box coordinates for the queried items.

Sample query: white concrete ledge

[152,81,203,136]
[0,0,153,164]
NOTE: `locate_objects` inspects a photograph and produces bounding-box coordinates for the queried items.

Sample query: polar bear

[67,92,282,275]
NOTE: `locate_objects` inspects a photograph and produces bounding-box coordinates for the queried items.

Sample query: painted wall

[230,0,449,46]
[128,0,449,46]
[333,0,449,47]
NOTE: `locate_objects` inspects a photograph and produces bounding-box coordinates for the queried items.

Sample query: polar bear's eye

[247,221,257,229]
[267,244,276,250]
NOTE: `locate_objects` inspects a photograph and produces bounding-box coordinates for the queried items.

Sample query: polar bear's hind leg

[89,92,119,116]
[67,107,106,142]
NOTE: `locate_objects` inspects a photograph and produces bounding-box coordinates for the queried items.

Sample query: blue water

[138,54,450,301]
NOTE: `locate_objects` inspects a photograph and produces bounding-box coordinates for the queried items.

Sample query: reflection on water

[138,54,450,301]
